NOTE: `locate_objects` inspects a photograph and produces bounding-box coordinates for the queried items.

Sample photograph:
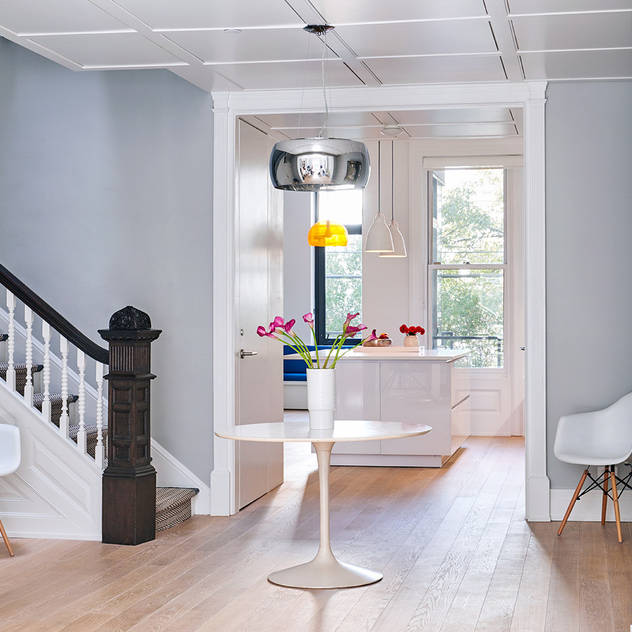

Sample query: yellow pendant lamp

[308,220,348,247]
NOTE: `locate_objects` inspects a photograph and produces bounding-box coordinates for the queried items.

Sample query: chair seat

[555,450,628,467]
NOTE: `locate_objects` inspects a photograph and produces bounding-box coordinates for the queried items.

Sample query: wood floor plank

[4,437,632,632]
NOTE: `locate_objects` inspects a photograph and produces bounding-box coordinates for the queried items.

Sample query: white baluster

[41,322,51,423]
[76,349,87,454]
[5,290,15,391]
[24,306,34,406]
[95,362,105,469]
[59,336,70,438]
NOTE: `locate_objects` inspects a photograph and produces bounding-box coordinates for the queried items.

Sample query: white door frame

[210,82,550,520]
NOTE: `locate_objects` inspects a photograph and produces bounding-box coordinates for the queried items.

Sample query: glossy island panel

[332,355,470,467]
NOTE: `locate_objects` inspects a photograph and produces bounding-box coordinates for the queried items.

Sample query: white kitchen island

[333,348,470,467]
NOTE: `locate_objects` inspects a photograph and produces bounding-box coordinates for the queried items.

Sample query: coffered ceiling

[0,0,630,92]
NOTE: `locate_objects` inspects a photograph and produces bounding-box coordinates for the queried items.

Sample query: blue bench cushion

[283,344,354,382]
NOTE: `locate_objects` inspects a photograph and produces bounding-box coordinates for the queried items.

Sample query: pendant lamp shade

[308,221,348,247]
[270,137,370,192]
[269,26,370,192]
[365,212,394,252]
[379,220,407,257]
[364,140,394,253]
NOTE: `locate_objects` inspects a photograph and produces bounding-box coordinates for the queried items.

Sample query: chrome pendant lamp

[380,141,407,258]
[365,141,394,253]
[269,25,370,192]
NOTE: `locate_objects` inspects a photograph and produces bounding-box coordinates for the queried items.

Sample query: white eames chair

[554,392,632,543]
[0,424,20,556]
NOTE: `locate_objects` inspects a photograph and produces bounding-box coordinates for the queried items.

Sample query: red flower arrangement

[399,324,425,336]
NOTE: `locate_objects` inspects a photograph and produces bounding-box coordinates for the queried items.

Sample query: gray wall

[0,38,213,481]
[283,191,313,340]
[546,80,632,488]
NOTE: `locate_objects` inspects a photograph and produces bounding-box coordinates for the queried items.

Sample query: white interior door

[236,119,283,510]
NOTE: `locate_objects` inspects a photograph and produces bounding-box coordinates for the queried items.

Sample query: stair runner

[0,338,198,532]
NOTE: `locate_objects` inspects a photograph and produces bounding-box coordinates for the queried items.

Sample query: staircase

[0,266,199,541]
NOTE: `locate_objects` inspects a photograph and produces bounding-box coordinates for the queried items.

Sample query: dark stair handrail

[0,263,109,364]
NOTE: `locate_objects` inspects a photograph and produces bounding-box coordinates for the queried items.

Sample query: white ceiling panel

[257,112,383,128]
[512,12,632,50]
[391,108,513,124]
[114,0,302,30]
[335,20,496,57]
[367,55,505,84]
[164,27,335,64]
[405,122,518,137]
[0,0,127,34]
[26,33,184,67]
[520,49,632,78]
[275,126,401,139]
[508,0,632,13]
[310,0,487,24]
[210,60,363,90]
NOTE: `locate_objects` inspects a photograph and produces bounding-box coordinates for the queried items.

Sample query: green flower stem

[309,325,320,369]
[323,334,343,368]
[275,333,313,368]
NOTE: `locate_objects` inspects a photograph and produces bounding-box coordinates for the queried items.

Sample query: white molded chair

[554,392,632,543]
[0,424,21,557]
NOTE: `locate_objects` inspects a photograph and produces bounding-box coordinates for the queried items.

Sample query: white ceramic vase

[306,368,335,430]
[403,334,419,348]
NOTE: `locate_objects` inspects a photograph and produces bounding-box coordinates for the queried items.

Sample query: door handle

[240,349,258,359]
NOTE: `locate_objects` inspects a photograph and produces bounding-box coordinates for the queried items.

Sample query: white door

[236,119,284,510]
[427,165,525,437]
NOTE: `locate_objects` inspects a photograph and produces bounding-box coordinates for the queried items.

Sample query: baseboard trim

[6,529,101,541]
[551,487,632,522]
[331,453,443,467]
[151,439,211,515]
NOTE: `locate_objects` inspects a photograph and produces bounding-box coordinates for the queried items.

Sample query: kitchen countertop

[285,348,468,362]
[339,348,468,362]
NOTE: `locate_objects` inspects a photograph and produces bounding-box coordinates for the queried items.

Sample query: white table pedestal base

[268,552,382,589]
[268,442,383,590]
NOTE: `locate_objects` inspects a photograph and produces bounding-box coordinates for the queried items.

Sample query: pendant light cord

[377,140,381,215]
[391,141,395,223]
[318,31,329,138]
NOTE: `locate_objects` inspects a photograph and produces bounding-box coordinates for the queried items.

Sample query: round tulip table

[216,420,432,589]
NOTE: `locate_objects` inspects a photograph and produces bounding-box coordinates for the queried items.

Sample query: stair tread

[0,362,44,372]
[33,392,79,405]
[156,487,199,513]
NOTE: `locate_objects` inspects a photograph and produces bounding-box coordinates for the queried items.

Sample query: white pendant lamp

[365,141,394,253]
[380,141,407,258]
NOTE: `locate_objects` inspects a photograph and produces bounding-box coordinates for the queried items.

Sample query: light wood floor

[1,436,631,632]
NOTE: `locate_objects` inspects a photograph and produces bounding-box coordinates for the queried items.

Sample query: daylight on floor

[1,1,631,630]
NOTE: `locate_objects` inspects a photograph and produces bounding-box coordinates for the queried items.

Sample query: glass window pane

[432,268,504,368]
[319,189,363,225]
[432,168,504,264]
[325,234,362,337]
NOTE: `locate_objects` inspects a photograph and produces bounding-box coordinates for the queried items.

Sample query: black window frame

[313,193,363,346]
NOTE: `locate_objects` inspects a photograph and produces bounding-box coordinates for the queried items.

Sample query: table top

[215,420,432,443]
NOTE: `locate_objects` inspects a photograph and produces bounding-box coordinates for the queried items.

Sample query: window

[314,189,363,345]
[429,168,506,368]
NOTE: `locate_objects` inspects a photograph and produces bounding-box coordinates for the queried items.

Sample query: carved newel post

[99,306,161,545]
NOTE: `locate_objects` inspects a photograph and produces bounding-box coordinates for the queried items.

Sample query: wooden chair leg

[610,469,623,543]
[0,518,14,557]
[558,469,589,536]
[601,465,610,525]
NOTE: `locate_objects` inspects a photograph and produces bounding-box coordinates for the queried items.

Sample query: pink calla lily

[283,319,296,333]
[346,324,367,337]
[256,326,267,337]
[303,312,314,325]
[273,316,285,328]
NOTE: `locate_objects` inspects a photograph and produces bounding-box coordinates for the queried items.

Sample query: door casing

[210,82,549,520]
